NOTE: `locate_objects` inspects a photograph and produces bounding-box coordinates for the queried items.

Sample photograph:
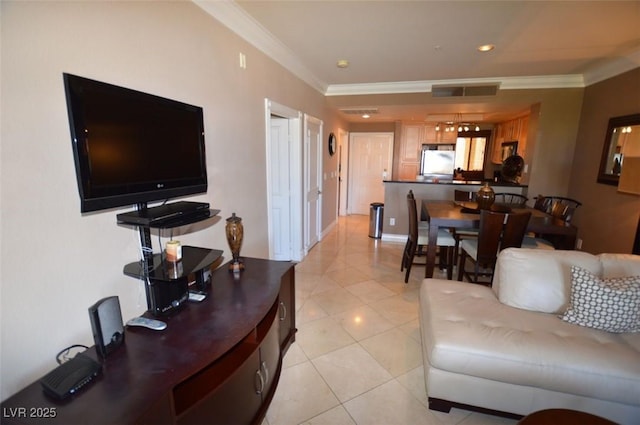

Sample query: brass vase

[225,212,244,272]
[476,182,495,210]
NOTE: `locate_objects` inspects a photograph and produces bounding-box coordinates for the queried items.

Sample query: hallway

[265,215,517,425]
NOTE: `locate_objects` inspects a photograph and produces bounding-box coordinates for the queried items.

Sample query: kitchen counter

[384,179,527,187]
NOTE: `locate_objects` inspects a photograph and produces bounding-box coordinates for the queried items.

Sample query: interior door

[348,133,394,215]
[304,115,322,252]
[268,117,291,260]
[265,99,303,262]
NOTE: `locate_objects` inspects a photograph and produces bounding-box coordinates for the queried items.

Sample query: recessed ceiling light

[336,59,349,68]
[477,44,495,52]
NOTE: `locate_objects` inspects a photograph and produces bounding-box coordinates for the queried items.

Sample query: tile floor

[264,215,518,425]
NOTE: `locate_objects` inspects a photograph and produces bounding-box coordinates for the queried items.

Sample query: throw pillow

[560,266,640,333]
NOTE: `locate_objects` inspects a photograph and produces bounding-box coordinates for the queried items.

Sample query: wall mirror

[597,113,640,186]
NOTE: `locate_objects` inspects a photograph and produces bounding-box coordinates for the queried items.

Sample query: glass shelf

[124,246,223,282]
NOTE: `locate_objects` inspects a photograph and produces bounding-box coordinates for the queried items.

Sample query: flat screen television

[63,73,207,213]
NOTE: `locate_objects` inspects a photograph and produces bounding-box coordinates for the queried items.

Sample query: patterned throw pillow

[560,266,640,333]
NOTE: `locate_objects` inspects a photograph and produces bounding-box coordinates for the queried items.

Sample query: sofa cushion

[493,248,602,314]
[561,266,640,333]
[598,253,640,278]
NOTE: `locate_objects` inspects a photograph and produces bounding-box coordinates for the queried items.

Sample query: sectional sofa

[419,248,640,424]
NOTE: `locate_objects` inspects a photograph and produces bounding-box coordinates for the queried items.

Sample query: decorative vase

[476,182,495,210]
[225,212,245,272]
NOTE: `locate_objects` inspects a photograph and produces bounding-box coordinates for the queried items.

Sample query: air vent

[432,84,499,97]
[339,108,379,115]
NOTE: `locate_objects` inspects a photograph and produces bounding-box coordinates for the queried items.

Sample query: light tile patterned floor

[265,215,518,425]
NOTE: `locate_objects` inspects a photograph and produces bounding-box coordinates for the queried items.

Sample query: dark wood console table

[1,258,296,425]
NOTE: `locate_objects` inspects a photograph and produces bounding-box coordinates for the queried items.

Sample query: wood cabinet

[0,258,296,425]
[396,123,458,180]
[491,115,530,164]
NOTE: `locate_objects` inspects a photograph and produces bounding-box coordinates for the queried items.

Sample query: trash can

[368,202,384,239]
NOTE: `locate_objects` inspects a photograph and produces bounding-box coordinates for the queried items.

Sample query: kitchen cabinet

[492,115,529,164]
[396,123,457,180]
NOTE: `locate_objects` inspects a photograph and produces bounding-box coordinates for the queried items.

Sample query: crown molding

[325,75,585,96]
[193,0,327,93]
[583,48,640,86]
[195,1,637,96]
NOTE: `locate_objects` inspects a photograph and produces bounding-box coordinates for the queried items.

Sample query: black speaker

[89,296,125,358]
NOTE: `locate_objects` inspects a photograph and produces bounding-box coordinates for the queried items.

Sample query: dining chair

[533,195,551,213]
[457,210,531,285]
[494,193,528,207]
[454,189,477,202]
[526,195,580,250]
[451,189,479,265]
[548,197,582,223]
[402,191,456,283]
[533,195,581,223]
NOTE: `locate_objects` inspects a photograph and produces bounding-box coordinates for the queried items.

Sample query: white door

[265,99,303,262]
[268,117,291,260]
[304,115,322,252]
[348,133,394,215]
[338,129,349,216]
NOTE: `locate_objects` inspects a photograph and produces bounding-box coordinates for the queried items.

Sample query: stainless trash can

[368,202,384,239]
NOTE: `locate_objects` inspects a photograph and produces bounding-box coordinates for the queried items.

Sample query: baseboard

[381,233,406,243]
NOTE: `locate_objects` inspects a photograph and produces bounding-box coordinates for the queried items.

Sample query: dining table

[421,200,578,278]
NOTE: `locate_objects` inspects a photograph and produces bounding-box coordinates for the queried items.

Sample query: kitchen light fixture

[336,59,349,68]
[436,119,480,133]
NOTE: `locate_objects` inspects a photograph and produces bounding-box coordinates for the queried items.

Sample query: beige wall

[568,68,640,254]
[0,1,340,399]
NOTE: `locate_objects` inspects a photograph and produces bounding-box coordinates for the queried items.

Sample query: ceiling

[196,1,640,124]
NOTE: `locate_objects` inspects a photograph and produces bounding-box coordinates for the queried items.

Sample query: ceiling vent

[339,108,379,115]
[431,84,499,97]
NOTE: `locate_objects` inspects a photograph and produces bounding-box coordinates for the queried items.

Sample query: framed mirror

[501,141,518,162]
[597,113,640,186]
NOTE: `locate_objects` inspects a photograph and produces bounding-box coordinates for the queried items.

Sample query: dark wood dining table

[421,200,578,278]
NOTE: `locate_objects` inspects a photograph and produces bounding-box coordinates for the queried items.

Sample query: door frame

[265,99,303,261]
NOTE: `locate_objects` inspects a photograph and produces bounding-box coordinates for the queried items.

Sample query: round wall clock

[328,132,337,156]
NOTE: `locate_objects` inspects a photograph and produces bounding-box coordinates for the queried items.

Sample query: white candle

[166,240,182,262]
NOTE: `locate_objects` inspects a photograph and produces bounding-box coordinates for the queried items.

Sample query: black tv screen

[63,73,207,213]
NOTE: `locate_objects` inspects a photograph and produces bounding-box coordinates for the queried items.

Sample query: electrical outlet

[389,218,396,226]
[576,238,583,250]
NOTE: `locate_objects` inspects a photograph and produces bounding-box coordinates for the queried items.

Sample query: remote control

[126,316,167,331]
[188,291,206,302]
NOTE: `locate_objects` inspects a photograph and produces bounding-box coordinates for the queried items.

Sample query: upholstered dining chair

[402,190,456,283]
[451,189,479,264]
[457,210,531,285]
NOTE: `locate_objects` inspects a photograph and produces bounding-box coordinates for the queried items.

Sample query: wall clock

[328,132,337,156]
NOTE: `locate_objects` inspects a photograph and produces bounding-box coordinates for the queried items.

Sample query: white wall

[0,1,332,400]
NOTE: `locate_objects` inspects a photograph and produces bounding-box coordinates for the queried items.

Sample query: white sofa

[419,248,640,424]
